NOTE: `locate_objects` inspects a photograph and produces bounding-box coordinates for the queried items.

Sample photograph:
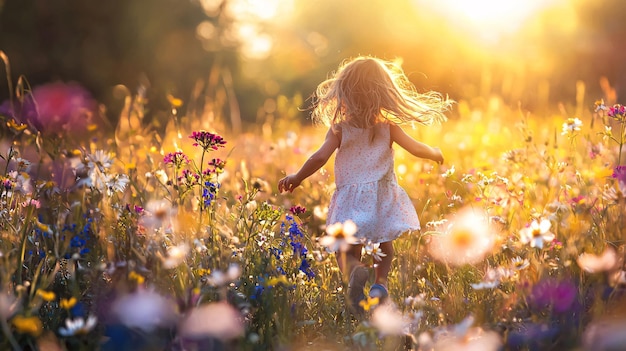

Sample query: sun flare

[416,0,560,41]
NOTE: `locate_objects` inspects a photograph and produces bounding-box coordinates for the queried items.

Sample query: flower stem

[619,122,625,165]
[0,317,20,351]
[16,206,35,286]
[199,149,206,220]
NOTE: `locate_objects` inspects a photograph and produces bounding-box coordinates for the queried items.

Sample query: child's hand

[278,175,301,193]
[433,147,444,165]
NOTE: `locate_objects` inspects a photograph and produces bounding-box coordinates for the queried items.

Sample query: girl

[278,56,452,313]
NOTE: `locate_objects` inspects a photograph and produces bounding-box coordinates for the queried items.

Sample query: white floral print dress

[326,122,420,243]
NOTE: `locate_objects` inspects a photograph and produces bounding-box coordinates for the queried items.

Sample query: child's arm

[278,128,340,193]
[390,124,444,164]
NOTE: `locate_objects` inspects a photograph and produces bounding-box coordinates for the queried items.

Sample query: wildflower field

[1,51,626,351]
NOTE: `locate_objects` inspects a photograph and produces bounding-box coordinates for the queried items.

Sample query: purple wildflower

[289,205,306,216]
[607,104,626,122]
[189,131,227,151]
[163,151,189,168]
[612,166,626,185]
[528,278,578,314]
[208,158,226,172]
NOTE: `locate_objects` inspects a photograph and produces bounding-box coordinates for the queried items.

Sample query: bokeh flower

[428,207,496,266]
[519,218,554,249]
[433,326,502,351]
[178,301,244,341]
[370,303,410,336]
[319,220,359,252]
[528,278,578,313]
[112,288,178,332]
[140,199,177,235]
[577,247,618,273]
[313,205,328,221]
[160,243,190,269]
[0,81,100,136]
[205,264,241,287]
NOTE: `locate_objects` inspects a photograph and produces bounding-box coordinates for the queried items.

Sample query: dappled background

[1,0,625,130]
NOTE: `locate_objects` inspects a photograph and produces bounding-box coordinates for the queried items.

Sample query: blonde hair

[310,56,453,128]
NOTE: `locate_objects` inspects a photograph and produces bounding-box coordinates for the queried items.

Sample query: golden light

[415,0,561,42]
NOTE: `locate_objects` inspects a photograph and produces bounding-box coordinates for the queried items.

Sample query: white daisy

[362,241,387,262]
[561,117,583,135]
[519,218,554,249]
[107,174,129,196]
[319,220,359,252]
[511,257,530,271]
[58,316,97,336]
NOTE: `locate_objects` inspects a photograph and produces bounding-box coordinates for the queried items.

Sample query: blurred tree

[1,0,625,131]
[0,0,221,127]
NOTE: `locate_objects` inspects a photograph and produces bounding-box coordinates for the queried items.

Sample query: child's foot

[369,283,389,303]
[348,266,369,315]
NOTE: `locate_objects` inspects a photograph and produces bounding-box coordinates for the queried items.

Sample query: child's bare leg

[339,244,368,314]
[374,241,394,287]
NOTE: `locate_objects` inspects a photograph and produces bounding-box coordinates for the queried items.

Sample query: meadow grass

[0,68,625,351]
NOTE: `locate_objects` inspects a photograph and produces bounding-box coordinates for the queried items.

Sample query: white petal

[539,219,552,233]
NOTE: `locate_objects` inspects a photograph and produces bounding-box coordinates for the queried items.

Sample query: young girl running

[278,56,452,312]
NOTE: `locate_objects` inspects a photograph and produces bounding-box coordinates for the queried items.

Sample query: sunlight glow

[198,0,294,59]
[416,0,561,42]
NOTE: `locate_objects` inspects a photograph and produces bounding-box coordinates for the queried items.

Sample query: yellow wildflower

[6,119,27,132]
[359,295,380,312]
[36,289,56,302]
[128,271,145,285]
[12,315,42,336]
[194,268,210,276]
[60,297,77,310]
[167,94,183,108]
[266,275,290,287]
[35,221,53,235]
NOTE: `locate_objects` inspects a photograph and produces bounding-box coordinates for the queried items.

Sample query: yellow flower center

[532,228,542,238]
[451,229,473,249]
[333,231,346,239]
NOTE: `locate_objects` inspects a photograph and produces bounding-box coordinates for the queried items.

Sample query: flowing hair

[310,56,453,129]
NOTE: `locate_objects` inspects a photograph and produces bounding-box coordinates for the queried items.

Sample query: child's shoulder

[330,123,343,140]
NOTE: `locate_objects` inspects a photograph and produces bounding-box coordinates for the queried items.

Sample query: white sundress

[326,123,420,243]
